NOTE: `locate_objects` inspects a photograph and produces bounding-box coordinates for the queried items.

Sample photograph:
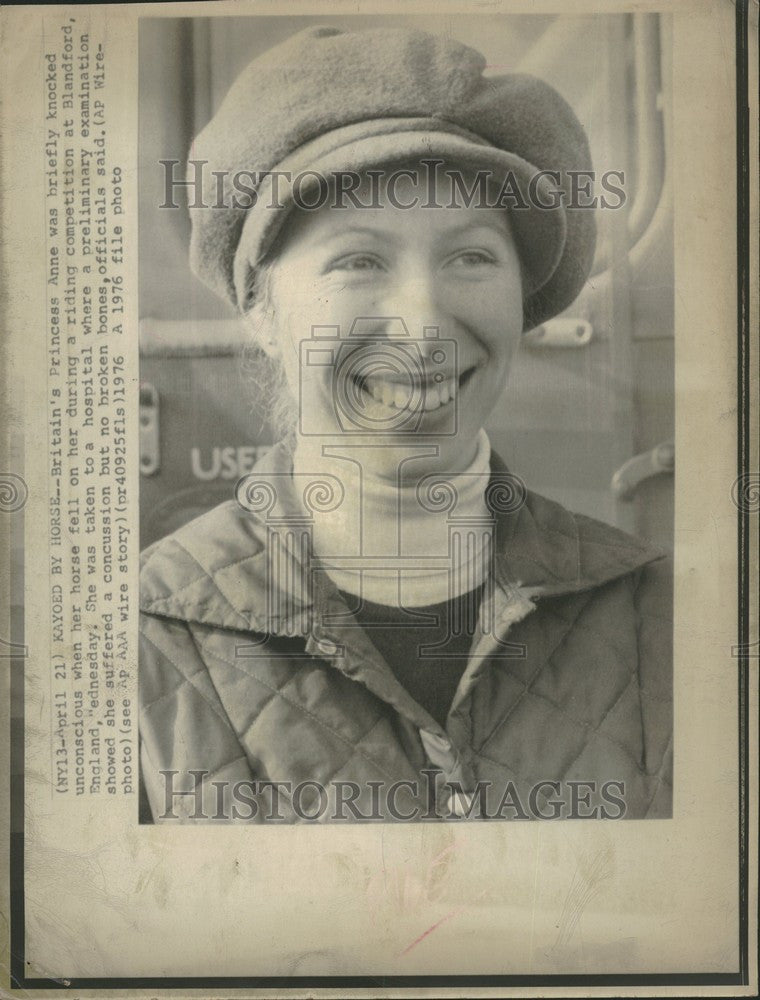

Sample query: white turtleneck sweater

[292,430,494,608]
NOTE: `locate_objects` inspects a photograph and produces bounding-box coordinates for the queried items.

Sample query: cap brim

[233,118,567,314]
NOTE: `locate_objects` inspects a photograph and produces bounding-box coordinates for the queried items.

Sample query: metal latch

[611,441,674,500]
[523,318,593,348]
[139,382,160,476]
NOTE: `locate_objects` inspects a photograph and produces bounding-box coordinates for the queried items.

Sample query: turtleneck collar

[291,430,494,606]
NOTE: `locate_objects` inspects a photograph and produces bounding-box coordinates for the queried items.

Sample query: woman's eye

[450,250,497,268]
[329,254,384,272]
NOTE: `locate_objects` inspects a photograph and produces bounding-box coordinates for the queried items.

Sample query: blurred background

[138,13,674,552]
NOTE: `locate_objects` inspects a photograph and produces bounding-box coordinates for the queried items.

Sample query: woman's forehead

[334,160,509,203]
[274,164,515,252]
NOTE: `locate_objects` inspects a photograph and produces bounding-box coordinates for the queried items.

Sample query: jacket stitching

[522,672,642,762]
[142,607,666,790]
[642,733,674,818]
[236,688,286,743]
[172,537,258,618]
[477,669,656,779]
[141,542,212,602]
[197,630,301,741]
[198,639,401,782]
[538,624,638,723]
[199,753,251,781]
[476,590,596,753]
[302,715,394,791]
[231,655,340,746]
[469,746,534,787]
[185,620,269,745]
[552,674,641,781]
[139,620,210,711]
[547,608,672,785]
[139,621,240,733]
[536,596,635,661]
[146,537,315,637]
[474,694,652,783]
[139,659,190,714]
[539,630,670,779]
[474,597,664,775]
[148,538,253,628]
[214,617,443,734]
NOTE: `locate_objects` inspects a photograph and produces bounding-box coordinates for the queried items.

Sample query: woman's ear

[243,299,280,359]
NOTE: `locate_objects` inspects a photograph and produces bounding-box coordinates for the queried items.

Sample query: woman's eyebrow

[312,219,512,247]
[319,225,395,244]
[440,219,512,241]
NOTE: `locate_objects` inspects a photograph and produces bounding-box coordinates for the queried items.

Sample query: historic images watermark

[159,159,627,212]
[157,770,628,822]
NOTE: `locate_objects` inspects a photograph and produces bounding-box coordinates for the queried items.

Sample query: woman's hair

[240,260,299,442]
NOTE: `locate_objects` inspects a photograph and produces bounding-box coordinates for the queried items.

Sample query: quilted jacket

[139,442,673,823]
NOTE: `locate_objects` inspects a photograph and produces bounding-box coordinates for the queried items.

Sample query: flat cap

[189,25,597,331]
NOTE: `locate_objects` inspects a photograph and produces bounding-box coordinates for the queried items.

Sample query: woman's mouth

[354,366,477,413]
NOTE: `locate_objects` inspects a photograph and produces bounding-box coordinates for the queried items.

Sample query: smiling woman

[247,168,525,479]
[138,24,673,824]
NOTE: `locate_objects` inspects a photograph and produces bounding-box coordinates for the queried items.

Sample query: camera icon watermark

[298,318,459,436]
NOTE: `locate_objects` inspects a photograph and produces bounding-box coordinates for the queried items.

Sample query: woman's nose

[373,268,451,342]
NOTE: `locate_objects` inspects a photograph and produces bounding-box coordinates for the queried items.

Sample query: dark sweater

[339,585,485,728]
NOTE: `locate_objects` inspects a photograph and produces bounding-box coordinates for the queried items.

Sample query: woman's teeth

[364,375,459,411]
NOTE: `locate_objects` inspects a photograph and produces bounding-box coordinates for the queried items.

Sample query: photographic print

[0,0,755,992]
[138,12,675,827]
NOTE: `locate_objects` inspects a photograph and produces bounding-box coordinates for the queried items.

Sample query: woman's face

[258,168,524,479]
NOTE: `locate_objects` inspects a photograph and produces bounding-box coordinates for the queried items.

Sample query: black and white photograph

[138,13,675,825]
[1,0,755,991]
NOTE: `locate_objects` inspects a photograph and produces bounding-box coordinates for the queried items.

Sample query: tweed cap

[189,25,597,331]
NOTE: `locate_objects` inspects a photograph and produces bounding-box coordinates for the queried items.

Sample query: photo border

[6,0,755,990]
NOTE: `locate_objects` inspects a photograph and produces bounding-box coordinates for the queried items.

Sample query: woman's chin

[353,435,480,483]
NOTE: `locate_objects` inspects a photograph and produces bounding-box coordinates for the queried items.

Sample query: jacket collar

[140,439,666,634]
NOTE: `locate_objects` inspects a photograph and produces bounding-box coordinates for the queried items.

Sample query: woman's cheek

[294,286,368,336]
[479,352,512,408]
